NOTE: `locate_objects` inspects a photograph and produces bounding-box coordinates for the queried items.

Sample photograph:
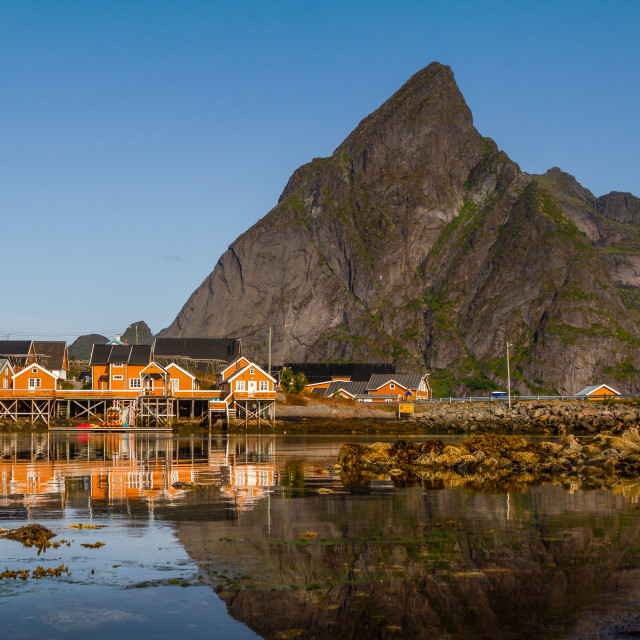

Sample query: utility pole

[506,341,513,409]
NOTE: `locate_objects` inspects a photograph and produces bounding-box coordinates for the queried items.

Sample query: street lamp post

[506,341,513,409]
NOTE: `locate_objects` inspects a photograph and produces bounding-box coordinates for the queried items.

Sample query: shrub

[292,372,308,394]
[279,367,293,392]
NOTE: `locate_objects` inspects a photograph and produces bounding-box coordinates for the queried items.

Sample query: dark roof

[324,381,368,397]
[366,373,427,391]
[90,344,152,366]
[284,363,396,383]
[0,340,33,359]
[32,341,67,370]
[153,338,241,362]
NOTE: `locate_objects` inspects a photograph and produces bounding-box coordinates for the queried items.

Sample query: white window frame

[390,383,395,390]
[3,378,8,389]
[113,363,124,368]
[32,367,38,374]
[172,379,179,391]
[113,375,123,381]
[28,378,41,389]
[236,380,245,391]
[249,368,255,375]
[259,380,269,391]
[129,378,141,389]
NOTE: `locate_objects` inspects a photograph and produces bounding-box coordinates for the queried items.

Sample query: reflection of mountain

[176,485,640,639]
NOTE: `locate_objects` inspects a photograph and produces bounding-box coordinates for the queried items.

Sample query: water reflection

[1,432,640,639]
[0,432,288,511]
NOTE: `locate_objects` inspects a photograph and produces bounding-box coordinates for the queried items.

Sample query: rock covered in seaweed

[337,429,640,489]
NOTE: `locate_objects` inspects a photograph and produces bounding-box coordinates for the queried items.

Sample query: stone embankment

[415,400,640,434]
[337,429,640,490]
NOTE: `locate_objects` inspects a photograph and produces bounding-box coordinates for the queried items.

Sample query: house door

[248,381,257,396]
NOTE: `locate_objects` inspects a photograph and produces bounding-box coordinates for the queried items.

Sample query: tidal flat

[1,431,640,639]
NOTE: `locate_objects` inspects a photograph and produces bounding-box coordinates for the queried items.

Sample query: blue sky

[1,1,638,341]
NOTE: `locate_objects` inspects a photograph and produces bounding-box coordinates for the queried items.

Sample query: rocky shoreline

[415,399,640,434]
[2,399,639,435]
[337,428,640,491]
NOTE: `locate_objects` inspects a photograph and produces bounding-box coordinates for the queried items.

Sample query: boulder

[558,435,582,457]
[510,451,540,465]
[583,466,606,478]
[414,454,436,466]
[434,446,466,467]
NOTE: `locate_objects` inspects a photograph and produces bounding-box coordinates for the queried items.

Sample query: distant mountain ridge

[161,62,640,395]
[69,321,153,360]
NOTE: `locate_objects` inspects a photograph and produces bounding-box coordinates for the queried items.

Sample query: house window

[172,379,179,391]
[390,383,395,390]
[3,379,7,389]
[28,378,41,389]
[113,363,123,368]
[113,375,123,381]
[32,367,38,374]
[129,378,141,389]
[249,368,255,375]
[260,381,269,391]
[236,380,245,391]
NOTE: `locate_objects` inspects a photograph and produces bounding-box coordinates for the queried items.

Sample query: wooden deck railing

[0,389,225,400]
[231,391,277,400]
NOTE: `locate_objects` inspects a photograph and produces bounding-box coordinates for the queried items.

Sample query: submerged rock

[0,524,55,543]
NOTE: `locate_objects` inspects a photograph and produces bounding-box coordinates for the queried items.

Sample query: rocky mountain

[162,62,640,395]
[68,333,108,360]
[121,320,153,345]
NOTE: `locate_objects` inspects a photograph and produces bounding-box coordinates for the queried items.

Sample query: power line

[0,329,127,339]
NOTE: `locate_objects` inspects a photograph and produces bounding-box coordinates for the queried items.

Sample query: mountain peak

[336,62,476,173]
[280,61,483,205]
[596,191,640,224]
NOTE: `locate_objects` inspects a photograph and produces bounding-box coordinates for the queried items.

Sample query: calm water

[1,431,640,639]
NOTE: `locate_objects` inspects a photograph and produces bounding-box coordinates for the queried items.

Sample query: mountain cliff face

[162,62,640,394]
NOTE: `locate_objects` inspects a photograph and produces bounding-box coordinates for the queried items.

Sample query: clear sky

[1,0,638,341]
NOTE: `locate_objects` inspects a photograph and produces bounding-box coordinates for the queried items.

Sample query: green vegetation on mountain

[162,62,640,395]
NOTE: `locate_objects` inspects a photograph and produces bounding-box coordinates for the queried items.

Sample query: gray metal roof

[324,380,368,397]
[90,344,152,366]
[366,373,426,391]
[154,338,240,362]
[576,384,620,396]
